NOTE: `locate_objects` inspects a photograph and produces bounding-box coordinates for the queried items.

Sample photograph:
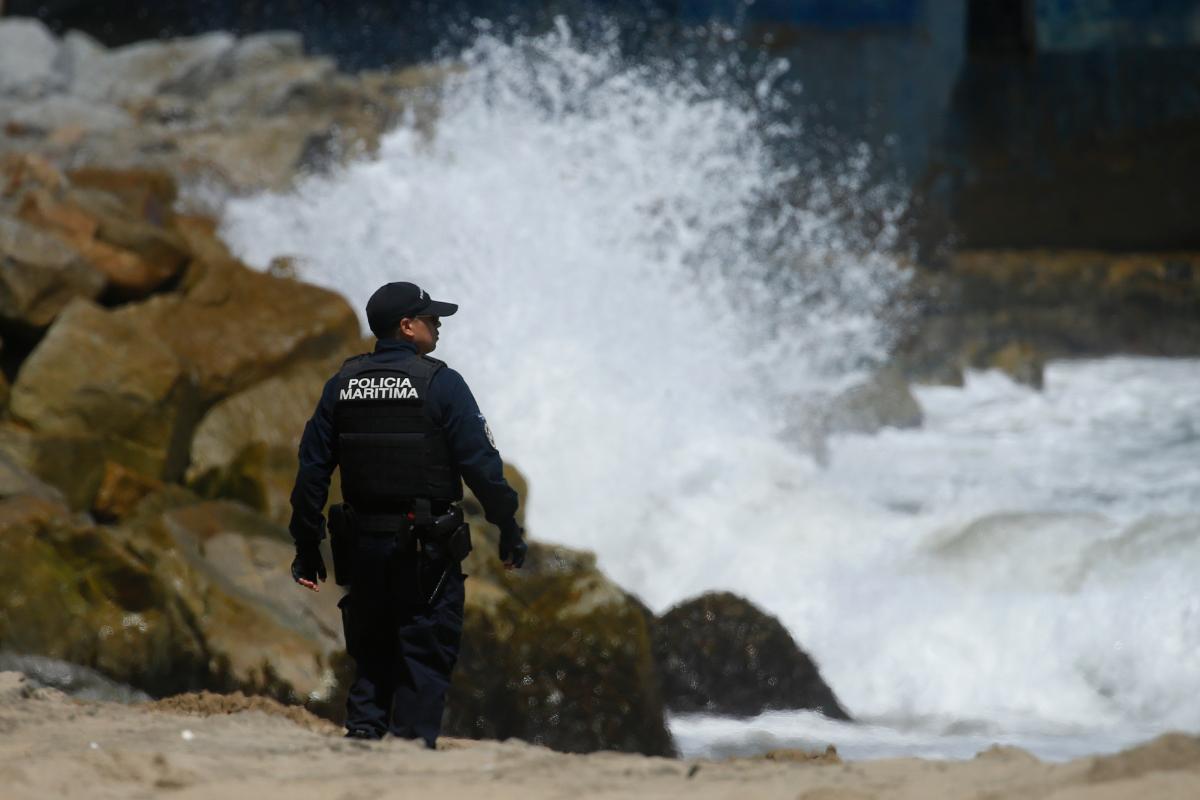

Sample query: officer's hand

[499,523,527,570]
[292,542,327,592]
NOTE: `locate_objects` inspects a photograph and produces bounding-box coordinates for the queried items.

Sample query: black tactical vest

[332,353,462,511]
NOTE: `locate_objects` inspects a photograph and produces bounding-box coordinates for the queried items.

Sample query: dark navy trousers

[338,533,465,746]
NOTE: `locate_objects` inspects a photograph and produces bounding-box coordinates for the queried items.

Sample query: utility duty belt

[327,499,472,587]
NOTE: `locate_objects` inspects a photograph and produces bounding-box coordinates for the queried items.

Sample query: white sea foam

[221,23,1200,759]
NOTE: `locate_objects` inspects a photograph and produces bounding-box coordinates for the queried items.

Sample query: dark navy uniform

[289,337,521,744]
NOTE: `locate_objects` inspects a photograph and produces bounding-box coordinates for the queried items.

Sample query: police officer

[288,281,527,747]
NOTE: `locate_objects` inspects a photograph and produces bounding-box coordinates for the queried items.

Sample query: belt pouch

[328,503,355,587]
[446,524,473,562]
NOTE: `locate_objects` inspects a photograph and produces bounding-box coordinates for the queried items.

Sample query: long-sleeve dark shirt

[288,338,520,545]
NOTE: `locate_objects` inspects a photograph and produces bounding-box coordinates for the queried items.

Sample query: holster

[419,505,473,564]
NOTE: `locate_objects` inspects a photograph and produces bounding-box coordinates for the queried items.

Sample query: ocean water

[221,23,1200,761]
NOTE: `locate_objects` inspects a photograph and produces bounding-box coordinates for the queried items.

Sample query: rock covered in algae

[446,528,676,756]
[651,591,849,720]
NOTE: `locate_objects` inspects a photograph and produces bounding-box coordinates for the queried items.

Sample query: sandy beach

[2,673,1197,800]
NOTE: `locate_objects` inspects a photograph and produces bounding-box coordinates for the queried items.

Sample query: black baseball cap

[365,282,458,337]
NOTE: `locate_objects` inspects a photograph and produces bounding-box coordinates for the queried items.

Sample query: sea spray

[223,20,906,594]
[222,23,1200,758]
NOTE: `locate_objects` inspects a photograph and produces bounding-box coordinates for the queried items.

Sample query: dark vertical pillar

[966,0,1036,59]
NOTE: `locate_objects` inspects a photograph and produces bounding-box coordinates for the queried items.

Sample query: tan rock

[0,218,105,328]
[188,441,330,527]
[13,168,190,297]
[66,166,177,218]
[8,299,198,481]
[826,367,923,435]
[988,340,1045,389]
[70,32,236,105]
[222,32,305,77]
[115,259,361,401]
[448,532,675,756]
[0,489,341,702]
[170,213,234,267]
[762,744,842,764]
[32,185,189,295]
[92,460,164,522]
[0,448,65,503]
[0,493,208,695]
[200,57,337,118]
[1,152,65,194]
[115,497,345,701]
[177,119,337,192]
[76,235,181,293]
[0,95,130,135]
[0,423,111,510]
[186,351,360,524]
[0,213,78,267]
[17,186,98,239]
[188,354,347,476]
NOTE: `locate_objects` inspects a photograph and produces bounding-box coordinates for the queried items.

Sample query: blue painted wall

[677,0,921,28]
[1037,0,1200,50]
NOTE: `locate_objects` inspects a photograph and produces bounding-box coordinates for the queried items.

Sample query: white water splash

[223,21,904,601]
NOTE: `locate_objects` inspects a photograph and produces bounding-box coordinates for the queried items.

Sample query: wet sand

[2,673,1197,800]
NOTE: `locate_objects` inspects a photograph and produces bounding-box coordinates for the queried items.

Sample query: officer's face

[400,315,441,354]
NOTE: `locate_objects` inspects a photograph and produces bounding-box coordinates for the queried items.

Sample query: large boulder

[186,350,363,524]
[68,32,236,106]
[825,367,923,435]
[200,54,337,118]
[651,591,850,720]
[18,184,191,296]
[0,493,210,695]
[188,356,341,471]
[0,216,105,330]
[0,94,131,134]
[0,449,65,504]
[174,119,340,192]
[7,299,199,486]
[0,424,112,511]
[113,496,345,701]
[445,528,676,756]
[0,489,344,703]
[3,156,192,301]
[115,258,361,402]
[0,18,63,100]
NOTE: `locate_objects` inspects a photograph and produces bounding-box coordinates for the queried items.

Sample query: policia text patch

[339,376,420,401]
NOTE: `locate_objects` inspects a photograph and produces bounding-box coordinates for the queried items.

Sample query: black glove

[292,541,327,587]
[498,522,527,569]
